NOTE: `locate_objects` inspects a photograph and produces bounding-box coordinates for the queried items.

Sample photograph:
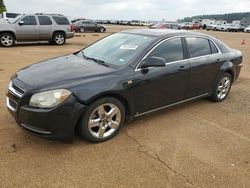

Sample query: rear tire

[99,27,105,33]
[78,97,125,143]
[52,32,66,45]
[210,73,232,102]
[0,33,15,47]
[79,27,85,33]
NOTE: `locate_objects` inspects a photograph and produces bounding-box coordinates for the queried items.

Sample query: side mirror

[141,56,166,69]
[18,21,24,26]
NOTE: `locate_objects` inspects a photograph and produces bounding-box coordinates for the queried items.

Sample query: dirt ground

[0,25,250,188]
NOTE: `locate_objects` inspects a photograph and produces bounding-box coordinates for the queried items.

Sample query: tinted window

[38,16,52,25]
[186,37,211,58]
[209,40,219,54]
[148,38,184,63]
[52,16,70,25]
[21,16,37,25]
[6,13,20,18]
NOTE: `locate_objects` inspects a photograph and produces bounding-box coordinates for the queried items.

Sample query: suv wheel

[210,72,232,102]
[99,27,105,33]
[79,27,85,33]
[78,97,125,143]
[0,33,15,47]
[53,32,66,45]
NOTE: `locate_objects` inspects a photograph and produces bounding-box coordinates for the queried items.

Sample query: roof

[122,29,206,38]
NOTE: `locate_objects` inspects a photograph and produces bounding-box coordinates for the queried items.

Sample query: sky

[4,0,250,21]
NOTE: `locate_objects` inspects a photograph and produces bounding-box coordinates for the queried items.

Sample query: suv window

[148,38,184,63]
[186,37,211,58]
[38,16,52,25]
[20,16,37,25]
[6,13,20,18]
[209,40,219,54]
[52,16,70,25]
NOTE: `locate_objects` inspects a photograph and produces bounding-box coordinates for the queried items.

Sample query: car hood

[14,54,115,89]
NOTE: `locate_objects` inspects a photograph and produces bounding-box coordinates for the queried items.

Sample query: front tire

[53,32,66,45]
[0,33,15,47]
[210,73,232,102]
[78,97,125,143]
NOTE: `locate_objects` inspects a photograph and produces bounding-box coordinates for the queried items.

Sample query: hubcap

[100,28,104,32]
[55,34,64,44]
[80,27,85,32]
[1,35,13,46]
[88,103,121,139]
[217,76,231,100]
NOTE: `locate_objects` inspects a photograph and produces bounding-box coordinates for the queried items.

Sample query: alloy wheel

[88,103,121,139]
[55,34,65,45]
[217,76,231,100]
[1,35,14,47]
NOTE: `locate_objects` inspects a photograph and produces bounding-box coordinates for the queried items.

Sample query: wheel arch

[0,31,16,40]
[52,30,66,38]
[87,93,131,117]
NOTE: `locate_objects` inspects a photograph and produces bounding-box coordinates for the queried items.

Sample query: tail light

[70,24,74,32]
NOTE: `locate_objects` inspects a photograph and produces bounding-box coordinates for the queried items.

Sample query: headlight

[29,89,71,108]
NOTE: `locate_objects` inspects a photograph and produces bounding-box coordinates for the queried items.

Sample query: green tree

[0,0,7,13]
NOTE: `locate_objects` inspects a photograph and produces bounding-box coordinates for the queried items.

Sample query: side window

[186,37,211,58]
[20,16,37,25]
[38,16,52,25]
[52,16,70,25]
[148,38,184,63]
[209,40,219,54]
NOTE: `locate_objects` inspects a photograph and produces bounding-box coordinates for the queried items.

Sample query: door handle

[178,66,187,72]
[216,59,221,62]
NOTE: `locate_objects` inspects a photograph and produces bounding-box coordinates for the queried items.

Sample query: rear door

[38,16,53,40]
[185,37,222,98]
[15,16,39,41]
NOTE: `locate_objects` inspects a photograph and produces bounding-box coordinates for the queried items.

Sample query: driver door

[15,16,39,41]
[132,38,190,114]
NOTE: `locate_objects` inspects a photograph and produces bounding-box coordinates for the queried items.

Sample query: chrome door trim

[134,93,209,117]
[135,35,222,71]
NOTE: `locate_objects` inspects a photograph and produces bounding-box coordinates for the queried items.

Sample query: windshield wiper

[81,51,110,67]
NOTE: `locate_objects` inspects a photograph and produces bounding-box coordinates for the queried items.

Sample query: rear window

[52,16,70,25]
[6,13,20,18]
[38,16,52,25]
[209,40,219,54]
[186,37,211,58]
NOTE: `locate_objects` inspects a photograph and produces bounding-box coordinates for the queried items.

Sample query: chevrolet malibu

[6,29,243,143]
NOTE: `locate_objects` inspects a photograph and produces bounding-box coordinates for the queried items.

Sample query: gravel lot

[0,25,249,188]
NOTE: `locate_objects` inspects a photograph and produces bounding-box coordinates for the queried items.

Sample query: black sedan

[6,29,243,143]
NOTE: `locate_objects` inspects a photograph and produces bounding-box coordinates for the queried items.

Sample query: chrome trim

[135,35,222,71]
[20,123,51,135]
[8,81,25,98]
[134,93,209,117]
[6,97,17,112]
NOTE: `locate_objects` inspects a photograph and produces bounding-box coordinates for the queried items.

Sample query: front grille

[8,81,26,98]
[6,97,18,111]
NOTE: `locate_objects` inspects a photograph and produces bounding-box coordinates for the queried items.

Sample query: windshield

[78,33,155,68]
[10,15,22,23]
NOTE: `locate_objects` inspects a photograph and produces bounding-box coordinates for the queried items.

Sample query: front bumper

[7,86,88,143]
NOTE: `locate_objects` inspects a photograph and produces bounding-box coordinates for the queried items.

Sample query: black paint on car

[6,29,243,143]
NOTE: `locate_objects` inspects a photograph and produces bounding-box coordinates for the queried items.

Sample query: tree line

[178,12,250,23]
